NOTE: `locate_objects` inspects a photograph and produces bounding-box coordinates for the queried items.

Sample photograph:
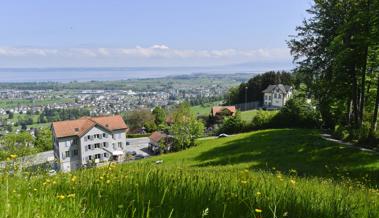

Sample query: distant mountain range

[0,62,293,82]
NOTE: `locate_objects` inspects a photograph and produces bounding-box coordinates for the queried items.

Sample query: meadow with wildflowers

[0,129,378,218]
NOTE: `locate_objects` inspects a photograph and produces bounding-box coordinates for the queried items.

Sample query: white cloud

[0,45,289,59]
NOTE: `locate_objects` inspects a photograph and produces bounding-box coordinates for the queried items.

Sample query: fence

[235,101,261,111]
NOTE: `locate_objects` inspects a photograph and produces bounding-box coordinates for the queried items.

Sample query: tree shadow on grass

[194,129,379,185]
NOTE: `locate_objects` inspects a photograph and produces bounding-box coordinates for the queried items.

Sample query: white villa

[52,115,128,172]
[262,84,293,108]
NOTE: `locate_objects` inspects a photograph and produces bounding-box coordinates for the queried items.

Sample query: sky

[0,0,313,68]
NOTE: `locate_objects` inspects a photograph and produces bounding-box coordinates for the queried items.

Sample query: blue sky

[0,0,312,67]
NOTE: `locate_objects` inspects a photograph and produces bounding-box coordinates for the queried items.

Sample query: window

[88,144,92,150]
[73,149,78,156]
[89,155,92,160]
[73,138,79,145]
[118,142,123,149]
[278,94,281,99]
[95,154,101,159]
[96,134,100,139]
[87,135,91,140]
[95,143,100,148]
[264,95,267,100]
[103,133,106,138]
[103,142,107,147]
[104,153,108,158]
[65,141,70,147]
[65,151,70,158]
[269,96,272,100]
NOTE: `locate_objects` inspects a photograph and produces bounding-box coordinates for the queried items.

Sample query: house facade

[262,84,293,108]
[52,115,128,172]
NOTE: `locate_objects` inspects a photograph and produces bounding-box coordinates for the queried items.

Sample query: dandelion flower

[255,208,262,213]
[57,195,65,200]
[106,180,111,184]
[256,192,261,196]
[10,154,17,159]
[71,176,77,183]
[241,180,247,184]
[290,179,296,185]
[33,188,38,191]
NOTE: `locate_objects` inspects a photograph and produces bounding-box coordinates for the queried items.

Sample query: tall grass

[1,162,378,218]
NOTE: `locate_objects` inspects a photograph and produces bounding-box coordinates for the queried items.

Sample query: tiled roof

[149,131,167,143]
[262,84,292,93]
[52,115,128,138]
[211,106,237,116]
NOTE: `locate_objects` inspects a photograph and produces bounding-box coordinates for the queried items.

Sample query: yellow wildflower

[10,154,17,159]
[256,191,261,196]
[33,188,38,191]
[290,179,296,185]
[57,195,65,200]
[99,176,104,180]
[106,180,111,184]
[255,208,262,213]
[241,180,247,184]
[71,176,77,183]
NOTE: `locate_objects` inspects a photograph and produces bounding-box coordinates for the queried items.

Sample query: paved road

[125,137,151,157]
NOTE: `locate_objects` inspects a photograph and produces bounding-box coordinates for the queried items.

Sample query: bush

[333,125,350,140]
[250,110,278,129]
[126,133,151,138]
[274,98,321,128]
[217,112,246,134]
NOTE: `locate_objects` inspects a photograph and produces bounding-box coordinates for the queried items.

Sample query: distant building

[210,106,237,117]
[148,131,173,154]
[262,84,293,108]
[52,115,128,172]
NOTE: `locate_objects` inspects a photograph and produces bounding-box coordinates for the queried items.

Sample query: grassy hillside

[148,129,379,183]
[1,129,378,218]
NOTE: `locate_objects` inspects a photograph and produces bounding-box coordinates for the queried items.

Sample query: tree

[225,71,293,105]
[152,106,166,126]
[288,0,379,132]
[34,128,53,152]
[169,102,204,150]
[125,109,155,133]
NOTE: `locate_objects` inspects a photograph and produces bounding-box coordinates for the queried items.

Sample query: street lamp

[244,86,248,111]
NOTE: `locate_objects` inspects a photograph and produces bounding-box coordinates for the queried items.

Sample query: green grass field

[190,103,263,122]
[1,129,378,218]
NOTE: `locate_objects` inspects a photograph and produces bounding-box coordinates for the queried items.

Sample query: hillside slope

[1,129,378,218]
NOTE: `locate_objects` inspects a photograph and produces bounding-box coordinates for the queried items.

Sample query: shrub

[217,112,246,134]
[274,98,321,128]
[250,110,278,129]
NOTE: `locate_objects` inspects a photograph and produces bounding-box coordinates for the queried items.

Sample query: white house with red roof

[52,115,128,172]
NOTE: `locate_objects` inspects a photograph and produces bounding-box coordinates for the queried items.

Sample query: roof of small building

[211,106,237,117]
[262,84,292,93]
[52,115,128,138]
[149,131,167,143]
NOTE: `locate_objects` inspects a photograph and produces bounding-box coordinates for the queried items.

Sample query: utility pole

[244,86,248,111]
